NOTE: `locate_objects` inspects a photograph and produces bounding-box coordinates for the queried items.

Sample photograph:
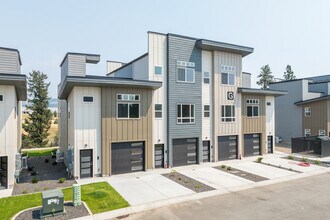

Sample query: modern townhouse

[59,32,286,178]
[0,47,27,189]
[270,75,330,143]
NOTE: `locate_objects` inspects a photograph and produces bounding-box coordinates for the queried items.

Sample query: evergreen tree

[257,64,274,89]
[23,71,52,148]
[283,65,296,80]
[53,110,57,118]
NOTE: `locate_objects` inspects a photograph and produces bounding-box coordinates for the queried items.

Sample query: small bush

[58,178,66,183]
[52,161,57,165]
[314,159,321,165]
[32,177,39,184]
[31,171,37,176]
[221,165,226,169]
[226,166,232,171]
[288,154,294,160]
[53,119,58,124]
[45,158,49,163]
[256,157,263,163]
[195,185,201,189]
[28,166,34,171]
[22,151,28,157]
[22,189,28,194]
[301,156,308,162]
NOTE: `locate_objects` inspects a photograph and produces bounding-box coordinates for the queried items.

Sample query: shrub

[58,178,66,183]
[256,157,263,163]
[53,119,58,124]
[45,158,49,163]
[22,151,28,157]
[314,159,321,165]
[28,166,34,171]
[52,161,57,165]
[226,166,232,171]
[31,171,37,176]
[195,185,201,189]
[22,189,28,194]
[32,177,39,184]
[301,156,308,162]
[288,154,294,160]
[221,165,226,169]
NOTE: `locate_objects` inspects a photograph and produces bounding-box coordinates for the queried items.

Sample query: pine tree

[283,65,296,80]
[257,65,274,89]
[22,71,52,148]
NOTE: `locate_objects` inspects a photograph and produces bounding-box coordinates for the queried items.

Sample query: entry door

[80,150,93,178]
[267,136,273,153]
[202,141,210,162]
[0,157,8,188]
[155,144,164,168]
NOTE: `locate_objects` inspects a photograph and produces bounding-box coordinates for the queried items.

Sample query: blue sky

[1,0,330,98]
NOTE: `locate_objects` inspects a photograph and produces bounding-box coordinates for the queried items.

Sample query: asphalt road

[123,172,330,220]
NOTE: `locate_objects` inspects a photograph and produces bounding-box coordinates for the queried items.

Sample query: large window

[177,104,195,124]
[221,72,235,85]
[221,105,235,122]
[155,104,162,118]
[204,105,210,117]
[177,67,195,83]
[203,72,210,84]
[247,99,259,117]
[305,107,311,117]
[117,93,140,119]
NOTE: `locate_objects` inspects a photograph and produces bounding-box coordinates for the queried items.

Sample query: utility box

[73,184,82,206]
[40,189,65,218]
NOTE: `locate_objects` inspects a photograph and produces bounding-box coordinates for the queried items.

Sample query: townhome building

[59,32,286,178]
[270,75,330,144]
[0,47,27,189]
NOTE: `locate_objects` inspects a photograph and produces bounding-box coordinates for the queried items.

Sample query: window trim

[154,66,163,76]
[177,104,195,124]
[0,94,3,102]
[204,105,210,118]
[221,105,235,123]
[155,104,162,119]
[203,72,210,84]
[177,67,195,83]
[221,72,235,86]
[247,99,260,118]
[117,102,140,119]
[305,107,311,117]
[82,96,94,103]
[319,129,325,136]
[117,94,140,101]
[305,128,311,136]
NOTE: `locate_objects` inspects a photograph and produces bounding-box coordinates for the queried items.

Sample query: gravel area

[13,156,76,195]
[281,156,330,168]
[162,172,215,193]
[15,202,90,220]
[214,165,269,182]
[255,161,302,173]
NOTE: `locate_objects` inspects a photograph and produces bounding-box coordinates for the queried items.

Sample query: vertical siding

[107,61,123,74]
[133,55,149,80]
[265,96,275,136]
[101,87,153,176]
[112,64,133,78]
[67,90,75,175]
[0,49,21,74]
[148,32,167,166]
[302,100,328,136]
[167,35,202,166]
[58,99,68,165]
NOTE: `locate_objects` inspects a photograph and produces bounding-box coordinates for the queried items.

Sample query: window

[177,104,195,124]
[204,105,210,117]
[117,94,140,101]
[247,99,259,117]
[117,103,140,119]
[319,129,325,136]
[221,105,235,122]
[203,72,210,84]
[305,107,311,117]
[221,72,235,85]
[155,104,162,118]
[0,94,3,102]
[155,66,163,75]
[82,96,94,103]
[267,102,271,106]
[177,67,195,83]
[305,129,311,137]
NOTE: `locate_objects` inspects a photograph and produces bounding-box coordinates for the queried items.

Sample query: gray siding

[0,49,20,74]
[112,64,133,78]
[309,82,330,95]
[167,35,202,166]
[61,54,86,83]
[58,99,68,165]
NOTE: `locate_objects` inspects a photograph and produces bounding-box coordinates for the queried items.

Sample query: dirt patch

[214,165,269,182]
[254,161,302,173]
[13,156,75,195]
[282,156,330,168]
[162,172,215,193]
[14,202,89,220]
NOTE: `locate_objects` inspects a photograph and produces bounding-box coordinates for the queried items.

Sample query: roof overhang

[238,87,287,96]
[196,39,254,57]
[0,73,27,100]
[295,95,330,105]
[58,75,162,99]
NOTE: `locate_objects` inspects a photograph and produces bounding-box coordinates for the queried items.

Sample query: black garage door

[173,138,197,167]
[112,141,144,175]
[218,136,238,161]
[244,134,261,157]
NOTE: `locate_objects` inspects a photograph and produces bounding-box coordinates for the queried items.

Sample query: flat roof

[295,95,330,105]
[60,52,100,67]
[238,87,287,96]
[58,75,162,99]
[0,73,27,100]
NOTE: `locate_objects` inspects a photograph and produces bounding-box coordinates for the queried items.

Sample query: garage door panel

[173,138,198,167]
[244,134,261,157]
[218,136,238,161]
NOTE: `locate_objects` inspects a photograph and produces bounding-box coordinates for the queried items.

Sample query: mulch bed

[15,202,90,220]
[255,161,302,173]
[162,172,215,193]
[281,156,330,168]
[13,156,76,195]
[214,165,269,182]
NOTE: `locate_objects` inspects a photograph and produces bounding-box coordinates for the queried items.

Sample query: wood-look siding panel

[302,100,328,136]
[101,87,153,175]
[242,94,266,134]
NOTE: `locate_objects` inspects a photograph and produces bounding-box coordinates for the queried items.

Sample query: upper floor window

[155,104,162,118]
[177,67,195,83]
[305,107,311,117]
[177,104,195,124]
[117,103,140,119]
[247,99,259,117]
[82,96,94,103]
[117,94,140,101]
[221,72,235,85]
[155,66,163,76]
[305,128,311,137]
[319,129,325,136]
[204,105,210,117]
[221,105,235,122]
[0,94,3,102]
[203,72,210,84]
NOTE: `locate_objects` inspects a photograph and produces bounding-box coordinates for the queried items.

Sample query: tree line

[257,64,296,89]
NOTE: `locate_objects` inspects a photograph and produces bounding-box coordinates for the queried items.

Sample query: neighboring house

[59,32,286,178]
[270,75,330,143]
[0,47,27,189]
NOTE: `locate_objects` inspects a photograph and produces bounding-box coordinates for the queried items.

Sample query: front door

[80,150,93,178]
[0,157,8,189]
[202,141,210,162]
[267,136,273,153]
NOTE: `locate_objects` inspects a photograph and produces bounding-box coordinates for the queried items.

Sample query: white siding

[107,61,123,75]
[148,32,167,167]
[133,55,149,80]
[0,49,21,74]
[202,51,212,142]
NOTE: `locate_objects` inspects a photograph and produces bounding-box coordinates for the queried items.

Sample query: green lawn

[0,182,129,220]
[22,148,57,157]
